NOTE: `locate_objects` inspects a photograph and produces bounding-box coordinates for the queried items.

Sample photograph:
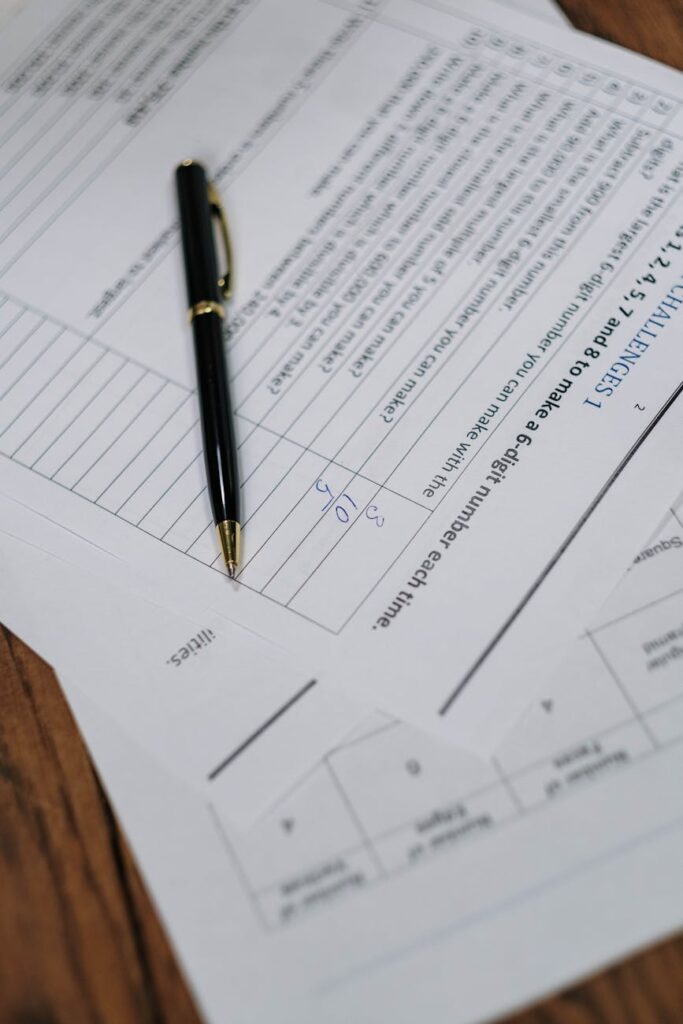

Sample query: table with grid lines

[218,536,683,926]
[1,16,681,634]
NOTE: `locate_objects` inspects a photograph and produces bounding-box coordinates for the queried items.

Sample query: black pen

[176,159,241,578]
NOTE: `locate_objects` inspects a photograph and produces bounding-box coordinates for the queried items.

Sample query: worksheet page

[1,0,683,746]
[0,491,364,826]
[2,488,680,1024]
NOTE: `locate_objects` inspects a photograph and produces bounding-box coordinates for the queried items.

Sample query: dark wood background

[2,1,683,1021]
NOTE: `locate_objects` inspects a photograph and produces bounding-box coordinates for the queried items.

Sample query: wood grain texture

[2,1,683,1022]
[0,628,201,1024]
[503,935,683,1024]
[2,627,682,1024]
[560,0,683,72]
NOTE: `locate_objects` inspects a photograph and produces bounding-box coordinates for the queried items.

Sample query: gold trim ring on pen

[188,300,225,322]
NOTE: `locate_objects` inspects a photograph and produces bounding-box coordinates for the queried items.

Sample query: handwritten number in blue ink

[315,480,386,528]
[366,504,385,527]
[335,492,357,523]
[315,478,335,511]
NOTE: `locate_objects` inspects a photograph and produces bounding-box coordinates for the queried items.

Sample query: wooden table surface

[2,2,683,1022]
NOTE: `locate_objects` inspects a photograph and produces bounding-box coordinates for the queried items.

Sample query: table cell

[591,589,683,713]
[328,719,498,836]
[162,486,213,553]
[290,488,429,630]
[187,522,222,565]
[236,422,286,505]
[76,378,179,502]
[509,720,652,809]
[496,637,633,775]
[257,847,380,927]
[52,366,151,488]
[567,68,604,101]
[37,359,141,480]
[228,765,367,892]
[0,315,57,406]
[137,452,205,539]
[0,297,24,336]
[97,391,193,512]
[115,411,200,524]
[237,446,330,592]
[645,695,683,746]
[1,333,91,455]
[264,473,378,605]
[0,326,73,444]
[26,351,125,473]
[373,783,516,872]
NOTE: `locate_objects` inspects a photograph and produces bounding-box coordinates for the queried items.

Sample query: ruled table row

[0,296,427,631]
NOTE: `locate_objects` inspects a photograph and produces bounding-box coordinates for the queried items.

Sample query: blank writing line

[439,379,683,716]
[207,678,318,781]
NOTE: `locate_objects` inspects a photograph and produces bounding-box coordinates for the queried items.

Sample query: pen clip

[207,181,233,300]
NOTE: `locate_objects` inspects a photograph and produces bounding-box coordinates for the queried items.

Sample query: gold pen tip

[217,521,241,576]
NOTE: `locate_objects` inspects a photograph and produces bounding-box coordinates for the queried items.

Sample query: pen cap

[176,160,222,307]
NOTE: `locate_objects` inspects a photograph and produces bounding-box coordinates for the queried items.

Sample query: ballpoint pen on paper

[175,159,241,578]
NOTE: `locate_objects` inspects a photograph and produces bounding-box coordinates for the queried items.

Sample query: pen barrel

[176,161,222,307]
[192,313,241,525]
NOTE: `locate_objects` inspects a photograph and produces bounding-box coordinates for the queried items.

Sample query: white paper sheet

[0,492,363,827]
[0,0,570,838]
[2,486,681,1024]
[4,2,683,1021]
[2,0,683,749]
[494,0,568,25]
